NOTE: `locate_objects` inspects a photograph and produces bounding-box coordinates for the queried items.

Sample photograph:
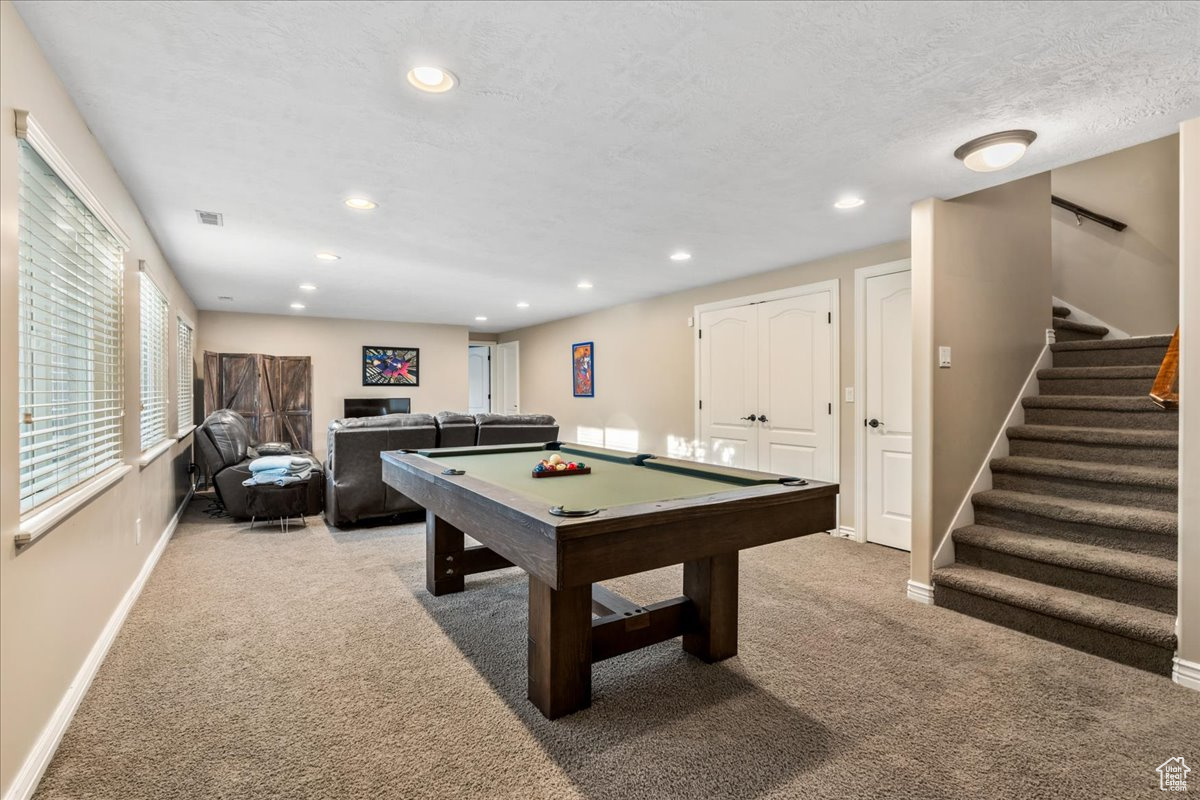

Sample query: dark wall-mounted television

[343,397,411,418]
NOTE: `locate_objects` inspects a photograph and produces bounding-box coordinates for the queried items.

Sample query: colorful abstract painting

[362,346,420,386]
[572,341,594,397]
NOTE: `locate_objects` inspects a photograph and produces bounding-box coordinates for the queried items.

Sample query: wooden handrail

[1150,327,1180,408]
[1051,195,1128,232]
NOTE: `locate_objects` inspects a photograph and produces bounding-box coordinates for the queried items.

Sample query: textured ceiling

[14,0,1200,331]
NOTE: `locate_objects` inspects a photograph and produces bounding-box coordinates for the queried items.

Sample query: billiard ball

[556,463,567,471]
[548,454,563,465]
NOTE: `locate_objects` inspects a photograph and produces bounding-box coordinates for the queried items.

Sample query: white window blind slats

[140,274,169,451]
[177,318,194,432]
[18,140,125,514]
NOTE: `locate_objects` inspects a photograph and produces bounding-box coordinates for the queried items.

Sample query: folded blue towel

[249,455,312,473]
[242,465,314,487]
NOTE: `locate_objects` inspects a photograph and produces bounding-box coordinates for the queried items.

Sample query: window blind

[17,140,125,514]
[177,317,194,432]
[140,274,169,451]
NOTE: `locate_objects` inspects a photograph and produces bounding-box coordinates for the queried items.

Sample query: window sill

[138,438,177,469]
[16,464,133,550]
[174,424,196,440]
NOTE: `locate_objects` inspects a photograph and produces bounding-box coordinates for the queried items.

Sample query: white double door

[698,289,835,481]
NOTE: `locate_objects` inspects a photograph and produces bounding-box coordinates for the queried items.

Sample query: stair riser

[935,586,1173,675]
[1009,438,1178,468]
[1022,406,1178,430]
[953,542,1176,613]
[972,507,1177,559]
[1039,378,1155,396]
[1054,328,1107,343]
[1052,347,1169,368]
[991,472,1177,512]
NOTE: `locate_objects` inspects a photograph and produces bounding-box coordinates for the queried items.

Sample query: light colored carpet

[33,496,1200,799]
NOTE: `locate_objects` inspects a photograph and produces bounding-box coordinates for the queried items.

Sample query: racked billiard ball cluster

[533,453,587,474]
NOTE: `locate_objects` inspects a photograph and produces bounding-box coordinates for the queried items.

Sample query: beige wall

[0,3,198,795]
[1177,118,1199,673]
[198,312,470,461]
[500,240,910,531]
[1052,135,1180,335]
[911,174,1052,586]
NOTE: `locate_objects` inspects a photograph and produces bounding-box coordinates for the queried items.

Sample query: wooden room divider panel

[203,351,313,452]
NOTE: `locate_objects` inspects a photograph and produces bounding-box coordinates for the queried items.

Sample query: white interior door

[699,306,758,467]
[467,345,491,414]
[494,341,520,414]
[864,270,913,551]
[757,292,834,481]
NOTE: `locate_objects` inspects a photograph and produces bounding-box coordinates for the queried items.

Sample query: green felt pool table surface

[414,443,790,511]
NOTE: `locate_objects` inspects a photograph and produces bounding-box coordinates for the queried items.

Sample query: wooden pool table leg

[426,511,464,596]
[683,551,738,662]
[527,576,592,719]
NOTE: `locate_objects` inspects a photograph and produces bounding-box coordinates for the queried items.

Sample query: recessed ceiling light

[670,251,692,262]
[516,301,530,309]
[954,129,1037,172]
[290,302,306,310]
[344,197,377,210]
[406,66,457,93]
[315,252,340,261]
[299,283,317,291]
[474,316,488,321]
[577,281,593,289]
[834,197,865,209]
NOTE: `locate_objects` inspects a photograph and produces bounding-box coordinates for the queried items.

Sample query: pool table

[381,442,837,718]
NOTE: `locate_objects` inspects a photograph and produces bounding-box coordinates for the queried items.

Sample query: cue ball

[548,454,563,465]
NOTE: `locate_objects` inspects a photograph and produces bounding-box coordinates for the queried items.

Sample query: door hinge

[827,312,831,324]
[698,399,703,410]
[828,402,832,415]
[698,329,702,339]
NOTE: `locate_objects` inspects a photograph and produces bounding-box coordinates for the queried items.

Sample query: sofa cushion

[328,412,436,431]
[435,411,475,425]
[434,411,477,448]
[474,413,556,427]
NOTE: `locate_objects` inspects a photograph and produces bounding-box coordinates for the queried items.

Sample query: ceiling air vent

[217,295,234,302]
[196,210,224,226]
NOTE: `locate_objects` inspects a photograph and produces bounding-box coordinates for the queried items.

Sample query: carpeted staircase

[933,308,1178,675]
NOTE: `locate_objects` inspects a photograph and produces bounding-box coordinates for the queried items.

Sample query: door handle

[757,414,768,423]
[867,418,882,428]
[741,414,757,421]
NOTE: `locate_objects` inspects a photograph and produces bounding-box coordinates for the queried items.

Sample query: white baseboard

[3,491,192,800]
[907,579,935,605]
[1174,656,1200,692]
[830,526,855,540]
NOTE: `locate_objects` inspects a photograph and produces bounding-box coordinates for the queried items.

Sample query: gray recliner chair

[474,413,559,445]
[195,409,324,518]
[324,413,439,527]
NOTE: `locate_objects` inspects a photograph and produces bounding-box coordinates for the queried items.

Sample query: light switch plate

[844,387,854,402]
[938,346,952,368]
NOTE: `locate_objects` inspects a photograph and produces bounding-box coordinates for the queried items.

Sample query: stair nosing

[1052,318,1109,335]
[952,524,1177,588]
[933,563,1176,648]
[973,489,1176,536]
[989,455,1178,489]
[1051,335,1173,352]
[1021,394,1172,411]
[1038,365,1160,380]
[1007,423,1178,447]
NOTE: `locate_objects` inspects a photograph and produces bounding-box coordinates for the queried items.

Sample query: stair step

[1037,365,1160,396]
[933,563,1176,673]
[1052,305,1071,318]
[1051,335,1173,367]
[990,455,1177,511]
[1007,424,1177,468]
[973,490,1176,537]
[1052,317,1108,341]
[952,525,1176,612]
[1021,394,1178,430]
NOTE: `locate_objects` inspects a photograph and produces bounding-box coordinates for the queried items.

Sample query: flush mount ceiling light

[670,251,692,262]
[954,129,1037,172]
[299,283,317,291]
[577,281,594,289]
[834,196,865,209]
[407,66,457,93]
[516,301,530,308]
[315,252,340,261]
[290,302,306,310]
[344,197,377,210]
